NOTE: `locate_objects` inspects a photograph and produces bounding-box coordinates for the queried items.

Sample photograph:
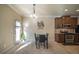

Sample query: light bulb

[30,14,37,19]
[65,9,68,11]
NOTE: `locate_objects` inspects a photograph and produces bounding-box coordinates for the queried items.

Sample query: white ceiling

[9,4,79,17]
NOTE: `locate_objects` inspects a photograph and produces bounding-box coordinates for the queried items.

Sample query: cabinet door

[55,34,64,43]
[55,34,59,42]
[62,16,70,24]
[75,34,79,43]
[59,34,64,43]
[71,17,77,25]
[55,17,63,28]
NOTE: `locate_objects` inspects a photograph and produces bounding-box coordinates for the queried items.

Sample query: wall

[23,16,55,42]
[0,5,22,51]
[0,5,55,52]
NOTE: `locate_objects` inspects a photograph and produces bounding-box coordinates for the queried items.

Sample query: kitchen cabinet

[55,33,64,43]
[55,15,78,44]
[55,15,77,29]
[55,33,79,44]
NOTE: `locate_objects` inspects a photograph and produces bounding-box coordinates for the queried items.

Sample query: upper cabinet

[55,15,78,29]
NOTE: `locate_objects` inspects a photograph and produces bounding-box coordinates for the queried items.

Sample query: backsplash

[55,29,75,33]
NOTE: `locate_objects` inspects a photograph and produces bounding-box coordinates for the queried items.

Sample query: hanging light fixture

[30,4,37,19]
[33,4,35,14]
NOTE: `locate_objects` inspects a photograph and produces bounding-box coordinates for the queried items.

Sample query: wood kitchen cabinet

[55,33,79,44]
[55,17,63,28]
[55,15,77,29]
[55,15,78,44]
[74,34,79,43]
[55,33,64,43]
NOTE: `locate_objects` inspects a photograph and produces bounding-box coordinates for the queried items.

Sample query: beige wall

[0,4,55,51]
[23,16,55,42]
[0,5,22,51]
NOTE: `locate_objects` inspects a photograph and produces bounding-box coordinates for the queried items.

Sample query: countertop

[55,32,79,35]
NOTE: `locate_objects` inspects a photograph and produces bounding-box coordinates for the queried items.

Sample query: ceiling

[9,4,79,17]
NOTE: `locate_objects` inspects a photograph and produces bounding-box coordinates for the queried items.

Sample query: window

[16,20,21,43]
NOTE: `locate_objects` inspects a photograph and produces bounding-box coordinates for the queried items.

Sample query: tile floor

[1,41,79,54]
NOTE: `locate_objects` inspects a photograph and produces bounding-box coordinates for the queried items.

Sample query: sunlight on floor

[16,42,31,52]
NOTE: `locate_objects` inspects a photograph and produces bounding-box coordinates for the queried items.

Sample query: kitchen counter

[55,32,79,34]
[55,33,79,44]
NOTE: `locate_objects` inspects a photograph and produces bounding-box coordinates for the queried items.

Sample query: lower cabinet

[55,33,64,43]
[74,34,79,43]
[55,33,79,44]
